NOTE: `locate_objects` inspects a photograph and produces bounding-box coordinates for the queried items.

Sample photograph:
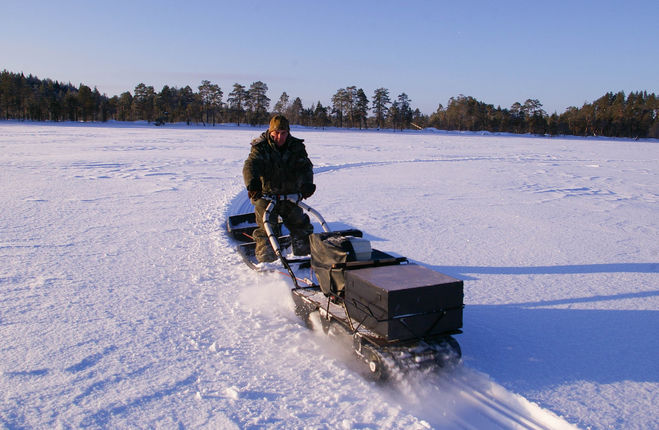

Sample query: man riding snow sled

[242,115,316,263]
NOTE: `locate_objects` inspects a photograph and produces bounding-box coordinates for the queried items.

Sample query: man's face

[270,129,288,147]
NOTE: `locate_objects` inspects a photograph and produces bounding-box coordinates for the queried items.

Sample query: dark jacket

[242,132,313,195]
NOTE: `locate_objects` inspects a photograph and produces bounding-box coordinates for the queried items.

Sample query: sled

[226,193,463,381]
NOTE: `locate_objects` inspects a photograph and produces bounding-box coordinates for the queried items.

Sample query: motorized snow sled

[227,193,463,380]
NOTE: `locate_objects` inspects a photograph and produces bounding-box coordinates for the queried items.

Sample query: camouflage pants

[253,199,314,262]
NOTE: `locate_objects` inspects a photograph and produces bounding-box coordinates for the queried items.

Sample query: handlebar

[259,192,330,288]
[260,193,330,234]
[261,193,304,203]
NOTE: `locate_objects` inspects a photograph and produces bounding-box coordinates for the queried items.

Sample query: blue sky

[2,0,657,115]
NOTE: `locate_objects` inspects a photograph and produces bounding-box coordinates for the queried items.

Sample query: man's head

[269,114,290,147]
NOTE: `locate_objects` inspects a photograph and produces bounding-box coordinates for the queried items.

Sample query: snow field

[1,122,657,428]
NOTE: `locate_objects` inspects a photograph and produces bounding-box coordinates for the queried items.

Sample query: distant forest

[1,70,657,138]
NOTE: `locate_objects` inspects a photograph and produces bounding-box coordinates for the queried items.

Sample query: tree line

[1,70,657,138]
[426,93,659,139]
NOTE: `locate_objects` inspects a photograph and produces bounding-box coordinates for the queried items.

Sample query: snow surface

[1,121,657,429]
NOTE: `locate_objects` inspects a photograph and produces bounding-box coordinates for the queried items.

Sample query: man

[242,115,316,262]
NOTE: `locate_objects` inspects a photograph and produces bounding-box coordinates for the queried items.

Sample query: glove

[300,183,316,199]
[247,178,262,200]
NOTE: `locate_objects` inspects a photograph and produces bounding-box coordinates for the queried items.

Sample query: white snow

[1,121,657,429]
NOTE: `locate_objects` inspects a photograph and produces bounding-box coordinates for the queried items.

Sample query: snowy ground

[0,122,657,429]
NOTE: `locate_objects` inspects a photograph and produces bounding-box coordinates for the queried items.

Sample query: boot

[292,236,311,256]
[256,244,277,263]
[254,229,276,263]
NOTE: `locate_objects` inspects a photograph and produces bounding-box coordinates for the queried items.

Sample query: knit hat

[269,114,290,132]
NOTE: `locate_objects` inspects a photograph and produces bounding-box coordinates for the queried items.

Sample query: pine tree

[114,92,133,121]
[198,80,223,125]
[313,101,329,128]
[176,85,196,125]
[77,84,94,121]
[371,88,391,129]
[331,88,349,127]
[387,102,400,130]
[345,86,357,127]
[397,93,413,130]
[63,91,78,121]
[246,81,270,126]
[227,83,248,125]
[156,86,174,123]
[286,97,303,125]
[355,89,369,129]
[273,92,289,114]
[132,83,156,122]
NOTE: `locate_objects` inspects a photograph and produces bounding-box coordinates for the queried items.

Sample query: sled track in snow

[395,367,573,430]
[449,378,556,430]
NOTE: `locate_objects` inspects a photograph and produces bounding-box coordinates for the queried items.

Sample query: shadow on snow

[427,262,659,389]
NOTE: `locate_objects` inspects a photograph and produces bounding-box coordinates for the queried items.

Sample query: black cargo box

[344,264,463,341]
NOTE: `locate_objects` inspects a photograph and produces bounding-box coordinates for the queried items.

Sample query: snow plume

[237,274,297,320]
